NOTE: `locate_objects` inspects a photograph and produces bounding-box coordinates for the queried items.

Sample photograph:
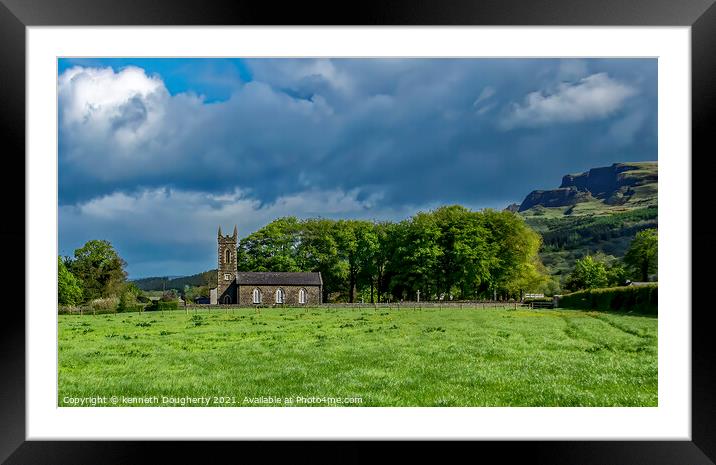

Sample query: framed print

[2,0,715,463]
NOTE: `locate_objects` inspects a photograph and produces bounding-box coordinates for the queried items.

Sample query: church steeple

[217,225,237,304]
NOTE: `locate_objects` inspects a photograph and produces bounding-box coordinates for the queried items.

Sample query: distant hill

[509,161,658,284]
[132,270,217,291]
[518,162,657,217]
[526,206,658,277]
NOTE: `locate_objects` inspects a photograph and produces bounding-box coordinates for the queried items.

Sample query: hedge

[523,297,553,304]
[146,300,179,311]
[59,303,145,314]
[117,304,145,313]
[558,284,657,315]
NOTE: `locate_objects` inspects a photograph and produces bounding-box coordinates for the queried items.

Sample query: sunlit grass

[58,307,657,407]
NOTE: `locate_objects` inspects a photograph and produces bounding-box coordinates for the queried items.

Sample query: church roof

[236,272,323,286]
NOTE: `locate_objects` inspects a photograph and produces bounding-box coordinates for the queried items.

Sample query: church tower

[217,225,238,304]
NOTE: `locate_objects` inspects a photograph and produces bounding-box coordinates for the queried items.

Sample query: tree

[183,284,210,303]
[334,220,378,303]
[624,228,658,282]
[68,240,128,301]
[58,256,82,306]
[481,209,544,300]
[373,222,394,303]
[355,223,379,303]
[296,218,345,302]
[237,217,301,272]
[386,214,442,301]
[565,255,609,291]
[605,261,627,287]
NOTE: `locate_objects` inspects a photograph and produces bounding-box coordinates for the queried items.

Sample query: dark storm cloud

[58,58,657,207]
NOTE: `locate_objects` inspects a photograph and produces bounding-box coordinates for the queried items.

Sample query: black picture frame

[1,0,714,463]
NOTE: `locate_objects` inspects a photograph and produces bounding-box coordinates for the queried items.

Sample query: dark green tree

[68,240,128,301]
[296,218,345,302]
[482,209,544,299]
[624,228,658,281]
[237,217,301,272]
[58,256,83,305]
[565,255,609,291]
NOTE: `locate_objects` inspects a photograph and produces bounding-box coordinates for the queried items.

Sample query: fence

[60,299,558,315]
[527,300,554,309]
[182,300,533,311]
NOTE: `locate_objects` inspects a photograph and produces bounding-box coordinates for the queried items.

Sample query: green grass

[58,307,657,407]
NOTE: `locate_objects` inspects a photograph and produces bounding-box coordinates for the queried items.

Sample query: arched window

[298,288,307,304]
[275,288,285,304]
[225,249,231,264]
[223,295,231,304]
[252,288,262,304]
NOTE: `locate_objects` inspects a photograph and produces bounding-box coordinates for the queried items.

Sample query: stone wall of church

[218,281,237,305]
[217,230,237,299]
[238,285,322,306]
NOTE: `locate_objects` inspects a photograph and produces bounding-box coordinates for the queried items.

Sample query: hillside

[527,206,657,277]
[132,270,217,291]
[511,161,658,283]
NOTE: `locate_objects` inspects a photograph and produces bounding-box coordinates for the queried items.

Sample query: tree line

[564,228,658,291]
[57,211,657,307]
[236,205,547,302]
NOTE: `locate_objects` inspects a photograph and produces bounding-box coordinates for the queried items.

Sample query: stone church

[210,226,323,305]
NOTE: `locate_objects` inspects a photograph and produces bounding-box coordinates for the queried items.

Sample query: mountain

[518,162,657,217]
[132,270,217,291]
[503,203,521,213]
[512,161,658,284]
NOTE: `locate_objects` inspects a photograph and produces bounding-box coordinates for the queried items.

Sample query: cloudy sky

[58,58,657,278]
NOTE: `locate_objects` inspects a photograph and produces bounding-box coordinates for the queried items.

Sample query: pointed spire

[233,225,238,239]
[218,225,222,237]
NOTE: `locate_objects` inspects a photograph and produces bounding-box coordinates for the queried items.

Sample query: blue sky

[58,58,657,278]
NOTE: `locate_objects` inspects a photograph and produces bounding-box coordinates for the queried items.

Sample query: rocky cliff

[518,162,657,213]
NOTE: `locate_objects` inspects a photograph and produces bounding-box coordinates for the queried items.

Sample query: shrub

[118,290,138,313]
[558,284,657,315]
[120,304,145,313]
[88,297,120,314]
[58,305,82,315]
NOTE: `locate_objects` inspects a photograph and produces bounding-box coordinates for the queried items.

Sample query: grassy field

[58,307,657,407]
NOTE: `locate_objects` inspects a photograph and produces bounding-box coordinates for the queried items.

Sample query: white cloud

[473,86,496,107]
[58,66,169,148]
[68,187,374,238]
[248,58,355,96]
[500,73,638,130]
[473,86,497,115]
[57,66,339,200]
[59,186,396,276]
